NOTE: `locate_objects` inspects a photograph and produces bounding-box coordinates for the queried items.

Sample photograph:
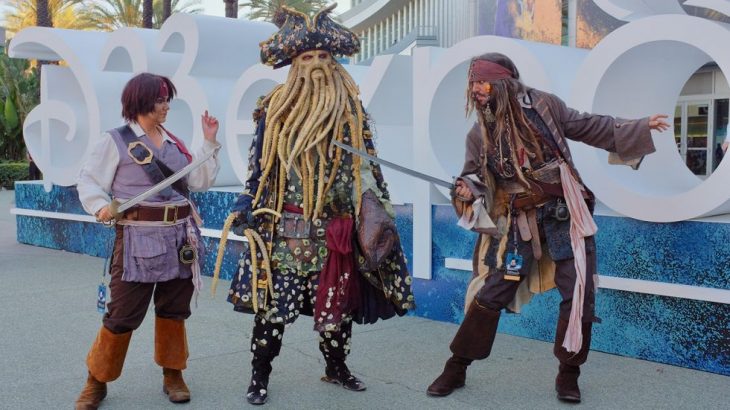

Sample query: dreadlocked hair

[253,57,367,221]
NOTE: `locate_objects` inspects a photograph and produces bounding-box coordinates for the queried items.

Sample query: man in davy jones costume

[426,53,669,403]
[220,4,414,405]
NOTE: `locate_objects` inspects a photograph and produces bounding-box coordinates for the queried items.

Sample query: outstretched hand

[201,110,219,142]
[648,114,670,132]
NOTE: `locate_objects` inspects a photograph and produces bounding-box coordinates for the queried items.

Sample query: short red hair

[120,73,177,122]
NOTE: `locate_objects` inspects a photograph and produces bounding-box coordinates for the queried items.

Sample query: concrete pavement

[0,189,728,409]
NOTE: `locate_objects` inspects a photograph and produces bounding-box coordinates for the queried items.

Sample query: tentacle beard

[253,59,366,221]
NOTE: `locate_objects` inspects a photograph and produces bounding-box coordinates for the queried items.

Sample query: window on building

[714,98,729,171]
[676,65,729,177]
[561,0,569,46]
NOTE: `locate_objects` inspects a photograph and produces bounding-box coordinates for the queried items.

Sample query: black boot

[427,301,500,397]
[426,356,472,397]
[555,363,581,403]
[554,319,593,403]
[247,355,273,405]
[247,318,284,405]
[319,321,365,391]
[321,356,366,391]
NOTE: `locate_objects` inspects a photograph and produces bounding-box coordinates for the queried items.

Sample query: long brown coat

[457,89,656,310]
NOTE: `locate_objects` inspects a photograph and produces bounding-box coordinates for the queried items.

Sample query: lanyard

[96,235,114,314]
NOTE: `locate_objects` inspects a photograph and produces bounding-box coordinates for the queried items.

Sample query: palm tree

[82,0,144,30]
[224,0,237,18]
[3,0,92,35]
[239,0,330,22]
[162,0,172,22]
[153,0,201,26]
[36,0,52,27]
[82,0,202,31]
[142,0,153,27]
[3,0,91,93]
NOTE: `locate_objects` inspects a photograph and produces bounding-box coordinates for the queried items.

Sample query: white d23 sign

[9,9,730,279]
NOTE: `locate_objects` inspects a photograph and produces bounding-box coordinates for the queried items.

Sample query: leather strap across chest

[111,125,189,199]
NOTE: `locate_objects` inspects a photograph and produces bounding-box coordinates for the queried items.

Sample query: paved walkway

[0,189,728,409]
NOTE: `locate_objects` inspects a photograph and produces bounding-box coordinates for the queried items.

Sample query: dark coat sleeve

[230,113,265,213]
[547,92,656,162]
[460,123,484,178]
[453,122,495,216]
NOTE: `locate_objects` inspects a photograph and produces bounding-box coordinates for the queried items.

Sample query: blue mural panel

[17,215,115,257]
[595,215,730,289]
[595,290,730,375]
[12,184,730,376]
[15,182,87,215]
[190,190,238,230]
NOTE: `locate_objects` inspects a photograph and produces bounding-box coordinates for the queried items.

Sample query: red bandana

[469,59,514,83]
[159,80,169,100]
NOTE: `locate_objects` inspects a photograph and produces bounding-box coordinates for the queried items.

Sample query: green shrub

[0,51,40,161]
[0,162,29,189]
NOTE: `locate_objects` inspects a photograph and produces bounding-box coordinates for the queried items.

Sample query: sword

[332,140,454,189]
[108,150,215,219]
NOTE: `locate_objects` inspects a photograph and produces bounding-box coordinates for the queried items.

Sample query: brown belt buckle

[163,205,178,224]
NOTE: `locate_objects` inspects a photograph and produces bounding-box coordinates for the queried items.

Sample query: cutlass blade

[109,149,215,218]
[332,140,454,189]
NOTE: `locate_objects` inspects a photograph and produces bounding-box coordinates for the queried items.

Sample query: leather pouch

[542,208,595,261]
[357,190,397,271]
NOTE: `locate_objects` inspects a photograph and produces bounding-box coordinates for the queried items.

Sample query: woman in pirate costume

[218,4,414,406]
[426,53,669,403]
[75,73,220,409]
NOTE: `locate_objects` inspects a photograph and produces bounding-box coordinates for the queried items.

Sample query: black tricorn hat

[260,3,360,69]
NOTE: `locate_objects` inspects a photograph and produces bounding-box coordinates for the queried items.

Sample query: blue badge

[97,283,107,314]
[505,252,523,272]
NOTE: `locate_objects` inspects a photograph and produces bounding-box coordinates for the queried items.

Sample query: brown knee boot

[426,356,472,397]
[155,317,190,403]
[75,373,107,410]
[427,301,501,397]
[76,326,132,409]
[555,363,581,402]
[554,319,593,403]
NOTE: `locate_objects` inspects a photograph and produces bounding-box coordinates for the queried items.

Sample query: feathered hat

[260,3,361,69]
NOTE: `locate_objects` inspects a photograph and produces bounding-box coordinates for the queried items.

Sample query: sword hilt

[108,199,123,221]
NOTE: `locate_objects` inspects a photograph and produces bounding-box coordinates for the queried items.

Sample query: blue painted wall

[13,182,730,376]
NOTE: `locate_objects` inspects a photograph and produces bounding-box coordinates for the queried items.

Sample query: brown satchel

[357,190,397,271]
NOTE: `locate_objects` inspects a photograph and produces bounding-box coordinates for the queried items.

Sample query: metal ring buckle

[127,141,153,165]
[163,205,178,224]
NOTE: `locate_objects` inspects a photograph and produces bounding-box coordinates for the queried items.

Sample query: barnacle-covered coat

[227,100,415,328]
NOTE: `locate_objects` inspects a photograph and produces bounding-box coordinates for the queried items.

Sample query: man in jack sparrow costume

[426,53,669,403]
[217,4,415,405]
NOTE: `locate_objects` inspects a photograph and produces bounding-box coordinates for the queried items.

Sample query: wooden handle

[108,199,122,220]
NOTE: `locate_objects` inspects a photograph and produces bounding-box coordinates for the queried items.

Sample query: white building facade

[343,0,478,63]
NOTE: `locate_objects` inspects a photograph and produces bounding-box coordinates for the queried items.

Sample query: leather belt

[512,180,589,210]
[529,180,589,199]
[123,204,191,224]
[513,193,552,210]
[498,181,527,194]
